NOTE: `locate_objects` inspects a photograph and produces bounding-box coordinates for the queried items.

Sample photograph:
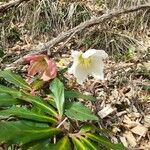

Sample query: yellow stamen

[78,54,92,68]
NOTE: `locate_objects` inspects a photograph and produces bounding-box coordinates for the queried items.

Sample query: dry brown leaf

[143,61,150,71]
[131,125,148,136]
[117,110,127,117]
[144,115,150,127]
[11,45,21,51]
[119,136,128,147]
[123,115,140,128]
[98,105,116,119]
[123,131,137,147]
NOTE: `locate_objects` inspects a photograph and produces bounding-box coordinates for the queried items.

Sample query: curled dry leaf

[24,54,57,81]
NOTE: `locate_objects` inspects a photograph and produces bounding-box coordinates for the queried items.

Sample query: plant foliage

[0,70,126,149]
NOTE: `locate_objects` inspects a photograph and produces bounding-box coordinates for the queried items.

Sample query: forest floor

[0,0,150,149]
[1,30,150,150]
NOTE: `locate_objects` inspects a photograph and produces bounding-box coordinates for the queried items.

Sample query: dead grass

[0,0,150,57]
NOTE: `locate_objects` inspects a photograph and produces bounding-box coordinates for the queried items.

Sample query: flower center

[78,54,92,68]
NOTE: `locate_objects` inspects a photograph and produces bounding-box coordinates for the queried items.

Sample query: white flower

[68,49,108,84]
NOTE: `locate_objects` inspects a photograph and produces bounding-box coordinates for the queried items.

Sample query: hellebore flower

[68,49,108,84]
[24,54,57,81]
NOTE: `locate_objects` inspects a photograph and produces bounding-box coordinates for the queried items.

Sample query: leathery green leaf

[87,133,127,150]
[80,137,99,150]
[65,102,98,121]
[80,124,95,133]
[0,93,19,106]
[21,94,58,116]
[0,121,61,145]
[22,140,51,150]
[0,106,57,123]
[65,90,96,101]
[0,70,31,90]
[49,136,71,150]
[72,137,87,150]
[50,78,65,116]
[0,85,22,98]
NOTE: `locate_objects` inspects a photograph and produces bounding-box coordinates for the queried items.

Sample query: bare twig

[12,3,150,65]
[56,117,67,128]
[54,32,77,54]
[0,0,30,13]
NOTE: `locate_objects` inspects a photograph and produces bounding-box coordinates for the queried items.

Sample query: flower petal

[28,61,47,76]
[41,71,51,81]
[23,54,45,62]
[82,49,97,58]
[74,64,88,84]
[89,58,104,80]
[69,49,108,84]
[68,50,81,74]
[83,49,108,59]
[40,59,57,81]
[68,64,75,74]
[71,50,82,58]
[47,59,57,78]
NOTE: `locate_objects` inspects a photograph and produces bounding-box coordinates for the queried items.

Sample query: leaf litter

[61,45,150,149]
[2,42,150,149]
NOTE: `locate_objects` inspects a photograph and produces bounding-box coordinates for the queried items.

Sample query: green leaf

[0,93,19,106]
[0,85,57,117]
[65,91,96,101]
[72,137,87,150]
[25,137,71,150]
[55,136,71,150]
[0,70,31,90]
[49,136,71,150]
[21,94,58,116]
[50,78,65,116]
[81,137,99,150]
[30,79,45,91]
[87,133,127,150]
[0,106,57,123]
[65,102,98,121]
[0,121,60,145]
[80,124,95,133]
[0,85,22,98]
[23,140,51,150]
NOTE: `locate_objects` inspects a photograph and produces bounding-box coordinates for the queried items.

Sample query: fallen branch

[0,0,30,13]
[13,3,150,65]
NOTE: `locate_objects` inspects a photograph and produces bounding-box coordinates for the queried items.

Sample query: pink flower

[24,54,57,81]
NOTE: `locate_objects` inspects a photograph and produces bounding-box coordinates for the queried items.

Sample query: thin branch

[56,117,67,128]
[12,3,150,65]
